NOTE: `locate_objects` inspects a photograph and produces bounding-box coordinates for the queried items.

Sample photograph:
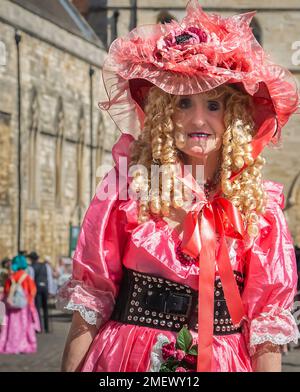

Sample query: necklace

[203,166,221,198]
[176,240,199,266]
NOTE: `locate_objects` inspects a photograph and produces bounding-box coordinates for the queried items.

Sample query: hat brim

[99,1,299,158]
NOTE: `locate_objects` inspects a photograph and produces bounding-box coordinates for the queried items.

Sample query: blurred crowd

[0,251,72,354]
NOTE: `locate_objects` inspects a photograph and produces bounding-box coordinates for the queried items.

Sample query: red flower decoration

[154,26,209,68]
[175,367,188,372]
[175,349,186,361]
[162,341,176,360]
[159,327,198,372]
[184,354,197,367]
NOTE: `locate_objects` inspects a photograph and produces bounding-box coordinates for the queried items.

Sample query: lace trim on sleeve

[247,306,299,356]
[64,301,99,326]
[56,278,115,327]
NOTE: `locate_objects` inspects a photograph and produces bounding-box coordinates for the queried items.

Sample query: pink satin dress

[57,136,299,372]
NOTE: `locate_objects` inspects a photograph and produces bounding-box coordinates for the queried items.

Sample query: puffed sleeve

[242,181,299,356]
[56,133,135,328]
[56,189,130,328]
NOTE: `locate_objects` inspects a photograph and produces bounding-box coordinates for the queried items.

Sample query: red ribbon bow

[177,170,246,372]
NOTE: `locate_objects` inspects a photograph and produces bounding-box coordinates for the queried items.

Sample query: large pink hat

[99,0,299,161]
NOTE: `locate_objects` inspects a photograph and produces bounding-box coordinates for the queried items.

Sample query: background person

[27,251,49,333]
[0,254,40,353]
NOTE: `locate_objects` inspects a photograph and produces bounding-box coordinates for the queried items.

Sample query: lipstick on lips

[188,131,212,139]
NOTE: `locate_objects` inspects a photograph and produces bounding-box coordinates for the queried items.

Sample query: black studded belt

[111,268,244,336]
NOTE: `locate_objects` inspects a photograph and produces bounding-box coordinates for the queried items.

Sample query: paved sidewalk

[0,309,299,372]
[282,346,300,372]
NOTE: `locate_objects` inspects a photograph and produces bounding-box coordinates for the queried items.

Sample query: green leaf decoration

[188,345,198,356]
[176,327,193,352]
[159,364,173,372]
[159,358,180,372]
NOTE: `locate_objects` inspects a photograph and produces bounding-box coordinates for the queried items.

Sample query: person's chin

[186,147,210,158]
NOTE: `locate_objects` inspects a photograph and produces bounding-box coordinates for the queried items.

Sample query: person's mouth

[187,131,212,139]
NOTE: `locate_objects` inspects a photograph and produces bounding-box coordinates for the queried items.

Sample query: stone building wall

[0,0,116,262]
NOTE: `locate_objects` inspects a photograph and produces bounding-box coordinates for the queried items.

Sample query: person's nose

[192,102,206,128]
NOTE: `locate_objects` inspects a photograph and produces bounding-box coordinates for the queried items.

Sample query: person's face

[172,92,225,160]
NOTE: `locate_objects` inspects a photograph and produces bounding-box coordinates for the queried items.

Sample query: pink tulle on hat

[99,0,299,160]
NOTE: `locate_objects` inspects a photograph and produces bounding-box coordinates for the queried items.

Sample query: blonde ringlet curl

[129,87,179,222]
[220,85,266,237]
[129,84,266,237]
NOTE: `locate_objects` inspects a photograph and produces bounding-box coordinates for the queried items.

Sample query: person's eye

[208,101,221,111]
[177,97,193,109]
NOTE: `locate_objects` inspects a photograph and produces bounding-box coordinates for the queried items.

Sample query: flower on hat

[154,25,208,68]
[151,6,254,75]
[108,1,256,81]
[158,26,208,49]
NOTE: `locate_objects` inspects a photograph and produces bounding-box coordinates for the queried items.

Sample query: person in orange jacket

[0,254,41,353]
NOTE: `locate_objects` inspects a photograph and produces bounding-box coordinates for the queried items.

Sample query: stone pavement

[282,345,300,372]
[0,309,299,372]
